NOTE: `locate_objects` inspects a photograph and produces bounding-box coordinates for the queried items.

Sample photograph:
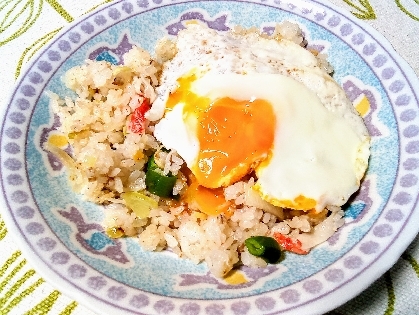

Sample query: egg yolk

[167,74,276,189]
[184,177,233,217]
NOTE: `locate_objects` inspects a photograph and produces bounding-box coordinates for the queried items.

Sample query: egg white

[155,72,367,211]
[151,24,370,211]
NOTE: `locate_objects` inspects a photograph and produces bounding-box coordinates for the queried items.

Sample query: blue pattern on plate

[95,51,119,65]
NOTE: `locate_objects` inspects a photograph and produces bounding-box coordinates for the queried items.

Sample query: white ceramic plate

[1,0,419,314]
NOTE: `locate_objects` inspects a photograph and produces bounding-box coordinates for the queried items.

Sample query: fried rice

[48,22,353,278]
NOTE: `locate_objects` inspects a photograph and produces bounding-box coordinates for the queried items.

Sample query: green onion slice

[244,236,282,264]
[145,155,177,197]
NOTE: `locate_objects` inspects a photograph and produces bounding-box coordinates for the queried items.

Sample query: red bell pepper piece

[129,99,150,133]
[273,232,308,255]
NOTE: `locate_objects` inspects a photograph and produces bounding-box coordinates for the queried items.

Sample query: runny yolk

[167,74,276,189]
[185,178,233,217]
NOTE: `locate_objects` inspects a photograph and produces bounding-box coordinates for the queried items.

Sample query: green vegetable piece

[145,155,177,197]
[147,154,160,170]
[121,191,158,219]
[244,236,282,264]
[146,168,177,197]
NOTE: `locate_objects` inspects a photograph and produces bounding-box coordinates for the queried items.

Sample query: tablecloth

[0,0,418,314]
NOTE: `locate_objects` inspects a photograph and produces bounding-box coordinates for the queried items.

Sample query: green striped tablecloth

[0,0,418,314]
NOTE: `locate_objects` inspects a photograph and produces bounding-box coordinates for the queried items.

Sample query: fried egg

[151,24,370,212]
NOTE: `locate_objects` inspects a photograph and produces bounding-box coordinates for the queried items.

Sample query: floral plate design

[1,0,419,314]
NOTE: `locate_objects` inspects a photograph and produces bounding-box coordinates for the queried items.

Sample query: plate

[1,0,419,314]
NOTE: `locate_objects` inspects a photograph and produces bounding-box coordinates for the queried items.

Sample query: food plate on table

[1,0,418,314]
